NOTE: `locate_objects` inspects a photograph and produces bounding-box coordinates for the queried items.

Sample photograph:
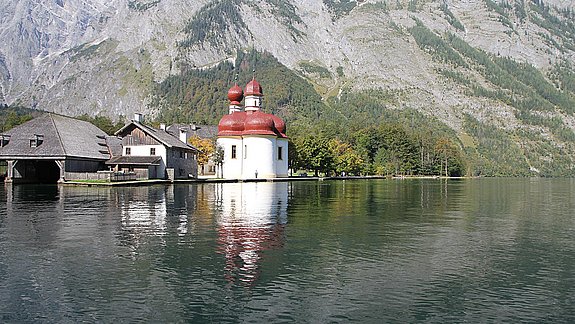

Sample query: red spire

[245,78,263,96]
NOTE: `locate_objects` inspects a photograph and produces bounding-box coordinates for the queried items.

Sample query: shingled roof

[115,121,198,152]
[0,113,110,160]
[167,124,218,140]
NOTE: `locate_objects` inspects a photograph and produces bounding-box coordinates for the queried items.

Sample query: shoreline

[60,175,468,187]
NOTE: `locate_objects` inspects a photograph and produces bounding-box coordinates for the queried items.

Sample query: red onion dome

[243,111,276,135]
[218,112,246,136]
[227,83,244,105]
[245,78,263,96]
[272,115,287,137]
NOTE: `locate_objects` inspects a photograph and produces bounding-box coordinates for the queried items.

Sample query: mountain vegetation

[2,0,575,176]
[0,105,37,132]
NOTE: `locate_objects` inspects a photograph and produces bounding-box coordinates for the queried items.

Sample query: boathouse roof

[0,113,110,160]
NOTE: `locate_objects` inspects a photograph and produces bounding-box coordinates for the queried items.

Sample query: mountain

[1,0,575,175]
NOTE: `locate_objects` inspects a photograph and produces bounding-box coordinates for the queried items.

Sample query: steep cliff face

[0,0,209,115]
[2,0,575,175]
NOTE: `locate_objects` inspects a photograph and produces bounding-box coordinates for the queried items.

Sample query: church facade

[217,78,288,179]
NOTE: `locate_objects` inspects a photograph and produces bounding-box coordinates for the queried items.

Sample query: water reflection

[214,182,288,286]
[3,179,575,322]
[114,185,198,254]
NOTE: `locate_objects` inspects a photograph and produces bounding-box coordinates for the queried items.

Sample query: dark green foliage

[128,0,161,12]
[529,2,575,37]
[514,0,527,22]
[492,56,575,113]
[263,0,305,39]
[265,0,303,25]
[0,105,36,132]
[290,90,466,176]
[360,2,389,12]
[294,135,335,176]
[439,69,471,86]
[153,50,327,125]
[179,0,248,48]
[485,0,511,17]
[484,0,514,30]
[408,0,419,12]
[354,124,420,175]
[440,2,465,31]
[445,32,575,143]
[323,0,357,19]
[76,114,126,135]
[154,26,575,176]
[529,2,575,52]
[299,62,332,78]
[409,21,469,68]
[549,60,575,95]
[463,115,531,176]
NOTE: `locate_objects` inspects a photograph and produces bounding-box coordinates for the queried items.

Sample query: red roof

[245,78,263,96]
[218,111,286,138]
[227,83,244,105]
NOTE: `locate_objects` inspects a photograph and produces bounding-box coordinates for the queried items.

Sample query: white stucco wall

[243,136,275,179]
[125,144,166,178]
[217,135,288,179]
[217,137,244,180]
[276,138,289,177]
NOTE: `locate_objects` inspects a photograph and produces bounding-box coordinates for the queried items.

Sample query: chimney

[179,128,188,144]
[160,123,166,131]
[134,113,143,123]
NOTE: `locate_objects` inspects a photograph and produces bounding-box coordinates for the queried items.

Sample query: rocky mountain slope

[2,0,575,175]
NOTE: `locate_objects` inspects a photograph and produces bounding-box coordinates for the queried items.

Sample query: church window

[244,145,247,159]
[278,146,283,160]
[231,145,237,159]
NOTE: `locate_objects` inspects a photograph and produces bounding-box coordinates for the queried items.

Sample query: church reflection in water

[214,182,289,286]
[111,181,289,285]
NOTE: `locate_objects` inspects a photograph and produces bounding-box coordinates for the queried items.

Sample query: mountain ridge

[2,0,575,175]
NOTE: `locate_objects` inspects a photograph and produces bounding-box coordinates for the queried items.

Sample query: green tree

[296,135,335,176]
[330,139,363,175]
[77,114,125,135]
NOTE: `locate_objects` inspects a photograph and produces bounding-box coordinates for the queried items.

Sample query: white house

[107,114,198,180]
[217,78,289,179]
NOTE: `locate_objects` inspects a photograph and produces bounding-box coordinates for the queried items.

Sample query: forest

[151,50,470,177]
[4,1,575,177]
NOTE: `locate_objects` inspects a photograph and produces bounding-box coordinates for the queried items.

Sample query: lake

[1,178,574,322]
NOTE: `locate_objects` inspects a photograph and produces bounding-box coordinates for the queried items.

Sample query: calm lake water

[1,178,574,322]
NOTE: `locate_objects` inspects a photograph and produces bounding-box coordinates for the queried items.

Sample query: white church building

[217,78,288,179]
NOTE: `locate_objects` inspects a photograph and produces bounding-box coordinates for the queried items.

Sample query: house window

[125,147,131,155]
[150,148,156,156]
[0,135,10,147]
[180,151,184,158]
[29,134,44,148]
[278,146,283,160]
[231,145,237,159]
